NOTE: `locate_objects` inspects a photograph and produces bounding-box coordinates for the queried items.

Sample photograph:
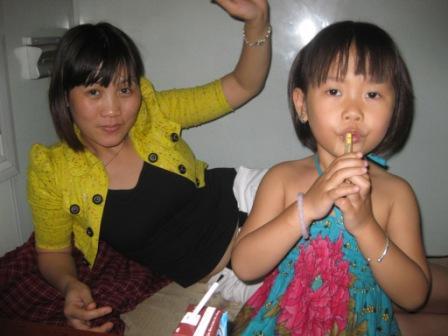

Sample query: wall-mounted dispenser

[14,36,60,80]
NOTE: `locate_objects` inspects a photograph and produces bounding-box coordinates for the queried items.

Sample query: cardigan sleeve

[27,144,73,250]
[152,79,233,129]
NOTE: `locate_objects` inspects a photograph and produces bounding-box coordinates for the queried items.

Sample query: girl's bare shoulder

[264,156,315,186]
[370,163,415,198]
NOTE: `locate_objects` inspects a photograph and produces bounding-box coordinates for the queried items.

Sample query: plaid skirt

[0,234,171,335]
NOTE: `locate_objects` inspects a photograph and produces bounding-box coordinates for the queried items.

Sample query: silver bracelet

[243,24,272,47]
[297,192,309,240]
[367,235,390,263]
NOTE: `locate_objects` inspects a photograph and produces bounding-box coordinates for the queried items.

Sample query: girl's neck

[314,150,336,173]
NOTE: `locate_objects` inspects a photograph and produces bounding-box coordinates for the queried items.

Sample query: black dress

[100,162,238,287]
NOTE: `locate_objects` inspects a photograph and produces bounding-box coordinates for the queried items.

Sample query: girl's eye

[326,88,341,96]
[366,91,380,99]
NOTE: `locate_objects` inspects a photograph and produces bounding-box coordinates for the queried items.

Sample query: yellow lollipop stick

[345,132,353,154]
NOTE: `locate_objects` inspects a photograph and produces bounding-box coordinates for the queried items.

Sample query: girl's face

[293,50,395,167]
[68,73,141,154]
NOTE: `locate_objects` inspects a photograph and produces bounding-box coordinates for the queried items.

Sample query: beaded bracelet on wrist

[297,192,309,240]
[243,24,272,47]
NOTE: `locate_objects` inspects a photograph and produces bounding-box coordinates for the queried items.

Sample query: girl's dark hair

[49,22,145,151]
[287,21,414,156]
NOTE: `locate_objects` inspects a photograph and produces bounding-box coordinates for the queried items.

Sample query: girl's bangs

[309,41,396,86]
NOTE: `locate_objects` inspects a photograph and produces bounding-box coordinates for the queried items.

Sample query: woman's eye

[87,89,99,97]
[120,87,131,95]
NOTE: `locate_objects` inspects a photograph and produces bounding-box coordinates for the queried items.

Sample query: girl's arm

[232,155,366,281]
[231,165,302,281]
[37,248,113,332]
[217,0,271,109]
[340,174,431,311]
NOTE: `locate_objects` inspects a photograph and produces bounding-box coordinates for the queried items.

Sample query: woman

[28,0,271,332]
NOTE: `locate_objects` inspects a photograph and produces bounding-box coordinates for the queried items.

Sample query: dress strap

[313,155,323,176]
[366,153,388,168]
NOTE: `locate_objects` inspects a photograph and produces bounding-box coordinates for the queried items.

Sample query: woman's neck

[83,137,129,167]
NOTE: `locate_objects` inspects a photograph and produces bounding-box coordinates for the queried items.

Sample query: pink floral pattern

[246,269,278,315]
[277,235,350,335]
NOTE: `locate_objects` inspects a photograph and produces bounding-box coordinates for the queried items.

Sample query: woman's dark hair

[287,21,414,156]
[49,22,145,151]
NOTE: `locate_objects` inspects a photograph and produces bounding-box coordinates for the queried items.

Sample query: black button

[148,152,158,162]
[170,132,179,142]
[178,164,186,174]
[69,204,80,215]
[92,194,103,204]
[86,227,94,237]
[81,258,90,266]
[196,178,200,186]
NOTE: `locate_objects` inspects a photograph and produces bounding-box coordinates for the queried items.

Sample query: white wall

[0,0,73,256]
[1,0,446,257]
[75,0,448,255]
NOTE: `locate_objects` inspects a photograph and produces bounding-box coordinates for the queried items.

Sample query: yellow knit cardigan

[27,77,232,267]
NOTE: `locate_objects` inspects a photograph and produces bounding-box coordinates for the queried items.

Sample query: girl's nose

[342,101,363,122]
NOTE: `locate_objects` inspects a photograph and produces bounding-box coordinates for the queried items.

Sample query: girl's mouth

[342,131,362,144]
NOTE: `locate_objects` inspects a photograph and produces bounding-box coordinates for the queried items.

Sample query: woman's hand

[64,279,113,333]
[303,153,367,223]
[214,0,269,25]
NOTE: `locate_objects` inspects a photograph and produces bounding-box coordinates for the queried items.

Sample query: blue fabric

[367,153,388,168]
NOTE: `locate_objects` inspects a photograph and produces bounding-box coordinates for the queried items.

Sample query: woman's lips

[101,124,121,133]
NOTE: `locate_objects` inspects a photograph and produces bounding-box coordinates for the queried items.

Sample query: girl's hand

[64,279,113,333]
[304,153,367,223]
[214,0,269,25]
[335,159,375,235]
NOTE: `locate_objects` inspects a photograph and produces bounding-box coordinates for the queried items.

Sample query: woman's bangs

[67,38,137,88]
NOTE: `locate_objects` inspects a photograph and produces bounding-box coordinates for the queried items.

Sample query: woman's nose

[100,94,120,117]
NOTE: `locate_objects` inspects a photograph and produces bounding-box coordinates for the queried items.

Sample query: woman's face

[68,74,141,153]
[293,49,395,168]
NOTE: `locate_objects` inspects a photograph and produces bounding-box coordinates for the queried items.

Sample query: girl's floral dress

[232,156,400,336]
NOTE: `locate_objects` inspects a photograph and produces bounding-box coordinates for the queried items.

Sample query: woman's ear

[292,88,308,123]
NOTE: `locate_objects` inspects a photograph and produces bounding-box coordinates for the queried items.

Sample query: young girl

[230,21,430,335]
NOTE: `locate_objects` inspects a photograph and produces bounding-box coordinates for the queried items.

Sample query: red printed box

[172,304,228,336]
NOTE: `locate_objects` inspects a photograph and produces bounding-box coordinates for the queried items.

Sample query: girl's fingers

[325,156,368,183]
[327,183,360,200]
[326,166,367,188]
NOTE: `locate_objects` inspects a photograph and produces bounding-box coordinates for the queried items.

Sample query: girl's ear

[292,88,308,123]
